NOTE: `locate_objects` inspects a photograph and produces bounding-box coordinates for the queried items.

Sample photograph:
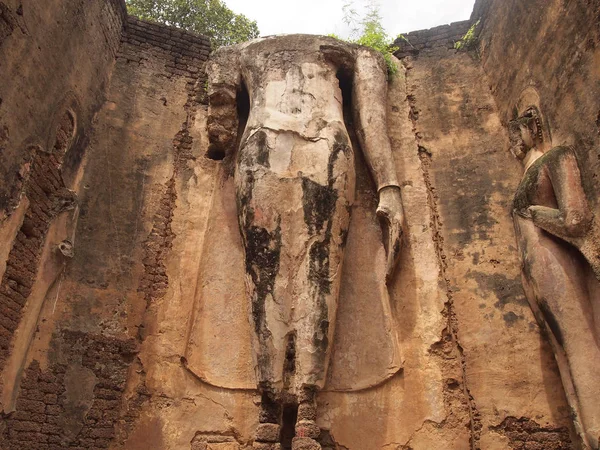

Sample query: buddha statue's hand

[377,185,405,284]
[529,205,590,241]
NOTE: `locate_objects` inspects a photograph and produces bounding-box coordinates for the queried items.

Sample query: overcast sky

[224,0,476,39]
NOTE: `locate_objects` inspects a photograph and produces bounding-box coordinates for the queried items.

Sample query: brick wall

[121,16,210,81]
[0,4,214,450]
[117,17,211,307]
[0,0,127,220]
[0,111,77,375]
[1,12,214,450]
[393,20,473,58]
[0,150,69,372]
[1,331,138,450]
[100,0,127,58]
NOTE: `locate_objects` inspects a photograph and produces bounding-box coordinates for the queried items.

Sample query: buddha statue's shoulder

[212,35,360,65]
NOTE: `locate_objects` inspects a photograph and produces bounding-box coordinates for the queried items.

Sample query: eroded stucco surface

[0,0,598,449]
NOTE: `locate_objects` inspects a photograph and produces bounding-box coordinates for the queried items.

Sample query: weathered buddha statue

[509,99,600,449]
[206,35,405,449]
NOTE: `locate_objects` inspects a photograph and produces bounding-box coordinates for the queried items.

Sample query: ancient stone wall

[473,0,600,211]
[0,0,128,447]
[399,44,573,449]
[0,0,124,219]
[3,11,211,449]
[393,20,472,58]
[0,1,598,449]
[0,2,215,445]
[122,16,210,83]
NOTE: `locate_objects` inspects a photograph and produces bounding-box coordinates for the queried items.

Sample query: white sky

[224,0,476,39]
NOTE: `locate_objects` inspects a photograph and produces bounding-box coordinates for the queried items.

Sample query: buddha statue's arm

[207,45,242,159]
[352,48,405,281]
[528,146,593,240]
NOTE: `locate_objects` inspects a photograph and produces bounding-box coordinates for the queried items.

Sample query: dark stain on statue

[301,134,351,366]
[331,131,350,172]
[243,221,281,382]
[244,224,281,336]
[308,237,332,363]
[302,178,337,234]
[236,169,258,227]
[305,199,333,361]
[255,130,271,168]
[283,331,297,387]
[239,130,270,169]
[236,167,282,365]
[314,305,330,358]
[308,238,331,295]
[301,131,349,235]
[303,130,349,233]
[539,298,564,347]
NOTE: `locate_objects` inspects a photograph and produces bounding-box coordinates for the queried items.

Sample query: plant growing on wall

[339,0,399,76]
[454,19,480,51]
[125,0,259,47]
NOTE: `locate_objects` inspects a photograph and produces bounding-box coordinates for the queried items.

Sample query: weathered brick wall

[0,143,72,373]
[2,332,138,449]
[0,12,213,449]
[0,0,126,220]
[0,0,128,423]
[392,20,472,58]
[101,0,128,58]
[0,1,139,449]
[114,18,211,309]
[122,16,210,80]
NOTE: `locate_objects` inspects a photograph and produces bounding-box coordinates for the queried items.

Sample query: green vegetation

[339,1,399,76]
[397,34,409,44]
[454,19,480,51]
[125,0,259,47]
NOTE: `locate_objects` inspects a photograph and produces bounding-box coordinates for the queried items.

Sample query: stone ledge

[393,20,473,58]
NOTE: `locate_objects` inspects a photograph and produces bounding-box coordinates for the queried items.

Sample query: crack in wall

[401,57,483,449]
[137,70,205,308]
[121,66,208,447]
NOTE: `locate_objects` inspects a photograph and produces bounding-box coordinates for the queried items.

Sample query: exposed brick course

[129,17,209,306]
[120,16,210,81]
[0,144,72,375]
[99,0,127,59]
[490,417,572,449]
[1,331,138,449]
[393,20,473,58]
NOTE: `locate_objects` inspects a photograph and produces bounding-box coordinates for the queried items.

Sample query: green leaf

[336,0,399,76]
